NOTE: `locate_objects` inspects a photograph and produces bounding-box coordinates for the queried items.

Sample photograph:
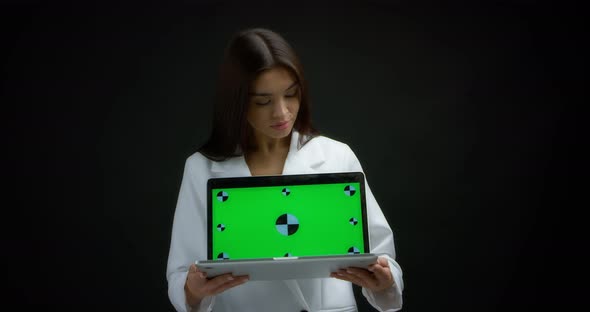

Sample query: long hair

[198,28,319,161]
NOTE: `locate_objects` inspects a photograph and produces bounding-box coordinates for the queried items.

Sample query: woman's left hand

[330,256,394,292]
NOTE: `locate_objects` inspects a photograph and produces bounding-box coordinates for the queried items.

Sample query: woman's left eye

[255,100,271,105]
[286,88,299,98]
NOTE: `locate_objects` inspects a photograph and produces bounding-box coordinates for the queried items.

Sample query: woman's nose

[272,99,289,118]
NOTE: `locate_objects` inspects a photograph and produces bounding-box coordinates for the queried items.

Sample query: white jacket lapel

[209,130,326,176]
[283,130,325,175]
[210,155,250,177]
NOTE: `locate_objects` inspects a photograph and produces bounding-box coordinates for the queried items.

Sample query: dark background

[3,0,583,311]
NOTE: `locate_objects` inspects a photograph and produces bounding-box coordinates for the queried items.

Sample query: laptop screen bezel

[206,172,369,260]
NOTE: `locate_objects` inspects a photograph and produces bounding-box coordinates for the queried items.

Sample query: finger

[203,273,236,293]
[186,266,207,286]
[377,256,390,267]
[348,267,386,289]
[370,264,392,281]
[330,272,355,283]
[210,275,249,295]
[332,270,368,288]
[330,272,353,282]
[187,271,207,283]
[234,274,249,280]
[367,257,388,272]
[187,264,207,278]
[346,267,376,282]
[345,268,379,289]
[187,265,206,280]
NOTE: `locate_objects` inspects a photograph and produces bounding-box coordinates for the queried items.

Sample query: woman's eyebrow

[249,81,299,96]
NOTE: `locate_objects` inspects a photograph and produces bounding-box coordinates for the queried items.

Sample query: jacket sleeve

[166,156,216,312]
[344,145,404,311]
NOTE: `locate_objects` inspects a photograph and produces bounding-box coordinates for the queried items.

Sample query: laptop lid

[206,172,369,261]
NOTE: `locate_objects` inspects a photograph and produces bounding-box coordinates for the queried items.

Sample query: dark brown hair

[198,28,319,161]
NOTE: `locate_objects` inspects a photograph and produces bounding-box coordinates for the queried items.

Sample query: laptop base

[195,254,378,281]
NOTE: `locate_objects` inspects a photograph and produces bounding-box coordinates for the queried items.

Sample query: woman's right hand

[184,264,249,307]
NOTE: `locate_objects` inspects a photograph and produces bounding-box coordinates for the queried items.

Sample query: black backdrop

[3,0,582,311]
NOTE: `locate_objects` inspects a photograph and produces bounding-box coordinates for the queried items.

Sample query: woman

[166,28,404,312]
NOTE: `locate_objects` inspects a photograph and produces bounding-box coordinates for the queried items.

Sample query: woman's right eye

[256,100,271,106]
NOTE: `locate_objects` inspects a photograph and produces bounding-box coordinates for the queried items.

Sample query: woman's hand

[185,264,249,306]
[330,256,394,292]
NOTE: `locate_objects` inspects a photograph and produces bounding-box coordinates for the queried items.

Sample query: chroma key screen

[208,173,369,261]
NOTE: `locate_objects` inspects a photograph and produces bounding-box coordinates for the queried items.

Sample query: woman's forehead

[250,66,297,95]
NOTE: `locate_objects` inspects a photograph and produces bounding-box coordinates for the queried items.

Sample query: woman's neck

[243,132,292,176]
[247,132,291,156]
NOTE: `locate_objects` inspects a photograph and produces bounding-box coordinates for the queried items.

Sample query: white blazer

[166,130,404,312]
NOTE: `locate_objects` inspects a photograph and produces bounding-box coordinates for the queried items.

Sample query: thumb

[377,256,390,267]
[190,264,208,279]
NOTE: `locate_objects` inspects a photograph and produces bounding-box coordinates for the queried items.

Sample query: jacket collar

[210,130,325,176]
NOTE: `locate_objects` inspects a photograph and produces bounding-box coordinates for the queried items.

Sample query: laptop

[195,172,378,281]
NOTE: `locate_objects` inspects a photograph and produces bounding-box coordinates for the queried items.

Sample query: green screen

[211,182,364,260]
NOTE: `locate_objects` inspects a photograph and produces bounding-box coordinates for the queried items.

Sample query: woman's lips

[271,121,290,130]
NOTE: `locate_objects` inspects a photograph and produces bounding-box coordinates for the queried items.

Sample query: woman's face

[246,66,300,142]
